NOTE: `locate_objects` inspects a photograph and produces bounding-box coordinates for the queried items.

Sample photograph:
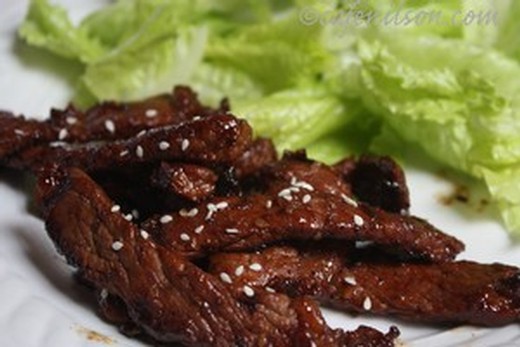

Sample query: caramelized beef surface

[0,86,226,161]
[142,157,463,262]
[40,167,398,346]
[0,111,57,157]
[151,162,218,203]
[9,114,252,171]
[49,86,229,143]
[209,245,520,326]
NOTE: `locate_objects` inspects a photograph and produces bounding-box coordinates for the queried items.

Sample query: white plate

[0,1,519,346]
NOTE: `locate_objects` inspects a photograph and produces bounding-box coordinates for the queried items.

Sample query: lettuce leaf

[19,0,105,63]
[357,33,520,232]
[233,87,359,151]
[80,26,208,102]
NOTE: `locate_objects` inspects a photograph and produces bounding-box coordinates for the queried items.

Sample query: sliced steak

[10,114,252,171]
[142,157,463,262]
[209,245,520,326]
[49,86,229,143]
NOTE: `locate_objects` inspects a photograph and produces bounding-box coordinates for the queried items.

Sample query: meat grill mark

[40,167,399,346]
[208,246,520,326]
[9,114,253,171]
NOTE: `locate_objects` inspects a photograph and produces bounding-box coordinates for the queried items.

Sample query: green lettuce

[233,88,360,151]
[19,0,105,62]
[357,32,520,232]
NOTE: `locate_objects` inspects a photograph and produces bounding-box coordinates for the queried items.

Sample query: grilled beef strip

[48,86,229,143]
[0,86,226,163]
[141,157,463,262]
[334,155,410,214]
[8,114,252,171]
[208,245,520,326]
[39,166,399,346]
[151,162,218,203]
[0,111,57,158]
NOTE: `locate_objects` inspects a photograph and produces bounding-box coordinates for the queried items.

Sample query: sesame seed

[266,200,273,209]
[120,150,129,157]
[281,195,293,202]
[216,201,229,209]
[294,181,314,191]
[136,145,144,158]
[341,194,358,207]
[124,214,133,221]
[160,215,173,224]
[180,233,191,242]
[140,230,150,240]
[220,272,232,284]
[179,208,198,217]
[193,116,201,121]
[131,209,140,219]
[206,203,217,220]
[159,141,170,150]
[235,265,245,276]
[353,214,364,227]
[187,208,199,217]
[104,119,116,133]
[226,228,239,234]
[100,288,108,300]
[363,296,372,311]
[111,205,121,213]
[14,129,25,136]
[278,188,293,197]
[194,225,204,234]
[243,285,255,297]
[302,194,312,204]
[355,240,373,249]
[181,138,190,151]
[48,141,66,148]
[266,287,276,293]
[249,263,262,271]
[326,261,333,268]
[289,187,300,193]
[344,276,357,286]
[137,130,147,137]
[146,109,158,118]
[111,241,124,251]
[58,128,68,140]
[66,117,77,125]
[291,177,298,185]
